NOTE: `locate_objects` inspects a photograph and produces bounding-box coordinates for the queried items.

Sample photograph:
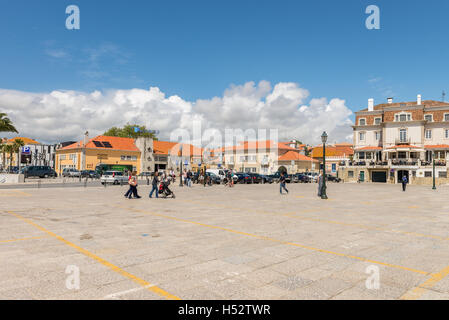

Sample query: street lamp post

[432,151,436,190]
[321,131,328,199]
[179,145,183,187]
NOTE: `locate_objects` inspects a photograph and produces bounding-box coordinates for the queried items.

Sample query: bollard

[147,178,149,185]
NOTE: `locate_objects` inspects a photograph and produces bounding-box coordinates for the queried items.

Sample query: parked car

[22,166,57,178]
[260,174,273,184]
[81,170,99,179]
[139,171,154,178]
[62,168,81,177]
[247,173,263,184]
[270,172,291,183]
[304,172,318,183]
[100,171,128,185]
[205,172,221,184]
[235,172,252,184]
[7,166,19,174]
[326,174,341,183]
[295,173,311,183]
[287,174,296,183]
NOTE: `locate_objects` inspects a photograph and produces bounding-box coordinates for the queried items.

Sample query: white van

[206,169,238,182]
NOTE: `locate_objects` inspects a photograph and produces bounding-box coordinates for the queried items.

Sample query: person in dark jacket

[124,172,133,198]
[149,172,159,198]
[401,175,408,191]
[280,172,289,194]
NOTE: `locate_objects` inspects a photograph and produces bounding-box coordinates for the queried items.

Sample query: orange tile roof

[278,151,318,162]
[6,137,40,145]
[60,135,139,152]
[311,145,354,158]
[386,145,421,149]
[360,100,447,112]
[219,140,297,152]
[424,145,449,149]
[168,143,203,157]
[355,146,382,151]
[153,140,178,155]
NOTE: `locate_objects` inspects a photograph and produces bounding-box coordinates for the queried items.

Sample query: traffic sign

[21,146,30,155]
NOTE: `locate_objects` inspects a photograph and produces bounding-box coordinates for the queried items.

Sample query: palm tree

[0,113,18,133]
[0,143,6,172]
[4,144,14,170]
[12,138,24,169]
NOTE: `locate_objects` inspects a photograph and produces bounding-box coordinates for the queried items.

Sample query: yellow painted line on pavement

[5,210,180,300]
[124,206,429,276]
[401,264,449,300]
[0,235,47,244]
[183,199,448,242]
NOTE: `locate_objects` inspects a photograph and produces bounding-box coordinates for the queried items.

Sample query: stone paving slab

[1,182,449,300]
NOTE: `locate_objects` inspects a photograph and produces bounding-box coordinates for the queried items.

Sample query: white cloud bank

[0,81,353,145]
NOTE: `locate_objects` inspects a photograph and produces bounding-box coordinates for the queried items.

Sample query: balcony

[422,160,447,167]
[340,161,388,167]
[395,138,411,145]
[391,160,418,166]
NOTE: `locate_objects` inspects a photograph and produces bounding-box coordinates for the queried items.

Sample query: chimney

[368,98,374,112]
[387,97,393,104]
[417,94,422,105]
[83,131,89,147]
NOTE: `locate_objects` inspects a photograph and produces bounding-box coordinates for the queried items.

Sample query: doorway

[397,170,409,183]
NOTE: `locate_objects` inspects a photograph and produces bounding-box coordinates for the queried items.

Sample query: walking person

[187,170,192,187]
[279,171,289,194]
[128,171,141,199]
[401,174,408,192]
[124,171,133,198]
[149,172,159,198]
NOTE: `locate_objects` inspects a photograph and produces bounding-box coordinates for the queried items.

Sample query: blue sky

[1,0,449,144]
[2,0,449,111]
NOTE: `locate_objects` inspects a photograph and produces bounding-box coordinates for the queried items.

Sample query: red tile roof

[360,100,447,112]
[424,145,449,149]
[6,137,40,145]
[278,151,318,162]
[219,140,297,152]
[60,135,139,152]
[355,146,382,151]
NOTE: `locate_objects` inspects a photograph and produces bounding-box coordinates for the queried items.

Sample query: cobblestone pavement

[1,182,449,300]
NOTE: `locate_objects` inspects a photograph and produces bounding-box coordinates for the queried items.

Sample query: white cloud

[0,81,353,145]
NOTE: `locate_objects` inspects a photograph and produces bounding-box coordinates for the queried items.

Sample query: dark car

[271,172,291,183]
[205,172,221,184]
[22,166,57,178]
[295,173,310,183]
[287,174,296,183]
[326,174,341,183]
[7,166,19,174]
[260,175,273,184]
[235,172,252,184]
[81,170,100,179]
[247,173,262,184]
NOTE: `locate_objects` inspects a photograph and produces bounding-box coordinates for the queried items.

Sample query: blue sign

[218,164,222,168]
[184,160,188,166]
[21,146,30,155]
[198,163,202,167]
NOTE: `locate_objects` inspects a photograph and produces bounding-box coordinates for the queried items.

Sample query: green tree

[12,138,25,169]
[0,113,18,133]
[4,144,14,169]
[104,124,158,140]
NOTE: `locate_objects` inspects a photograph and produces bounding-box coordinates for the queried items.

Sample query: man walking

[128,171,141,199]
[401,174,408,192]
[279,172,288,194]
[149,171,159,198]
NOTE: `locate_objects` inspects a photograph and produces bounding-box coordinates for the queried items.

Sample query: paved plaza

[1,181,449,300]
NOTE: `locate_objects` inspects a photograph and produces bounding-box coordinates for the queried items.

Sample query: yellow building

[55,135,141,174]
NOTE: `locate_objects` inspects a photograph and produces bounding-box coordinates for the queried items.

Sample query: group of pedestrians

[182,169,193,187]
[124,170,175,199]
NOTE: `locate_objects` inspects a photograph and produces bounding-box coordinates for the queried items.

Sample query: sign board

[184,160,188,166]
[21,146,30,155]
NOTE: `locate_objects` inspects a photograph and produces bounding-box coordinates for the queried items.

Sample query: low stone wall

[0,174,25,184]
[413,177,449,186]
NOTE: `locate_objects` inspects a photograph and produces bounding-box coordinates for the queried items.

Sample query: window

[359,118,366,126]
[399,129,407,142]
[425,129,432,139]
[425,171,432,178]
[439,171,447,178]
[374,118,381,125]
[375,131,381,140]
[445,114,449,122]
[424,114,433,122]
[396,113,411,122]
[359,152,365,160]
[400,114,407,122]
[445,129,449,139]
[348,171,354,178]
[60,155,66,160]
[359,132,365,141]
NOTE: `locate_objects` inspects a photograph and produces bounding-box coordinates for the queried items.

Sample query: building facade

[339,95,449,185]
